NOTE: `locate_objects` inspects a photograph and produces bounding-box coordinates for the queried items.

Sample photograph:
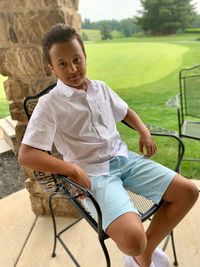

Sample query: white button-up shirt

[22,79,129,176]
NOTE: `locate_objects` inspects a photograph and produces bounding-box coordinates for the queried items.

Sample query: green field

[0,33,200,178]
[0,75,8,118]
[86,42,188,88]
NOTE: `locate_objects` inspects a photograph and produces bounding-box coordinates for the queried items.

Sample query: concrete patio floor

[0,180,200,267]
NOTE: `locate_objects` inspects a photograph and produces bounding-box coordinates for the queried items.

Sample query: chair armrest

[121,120,185,172]
[33,171,106,239]
[148,127,184,172]
[53,174,107,239]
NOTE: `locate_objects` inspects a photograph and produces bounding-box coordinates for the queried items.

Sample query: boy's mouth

[69,74,81,81]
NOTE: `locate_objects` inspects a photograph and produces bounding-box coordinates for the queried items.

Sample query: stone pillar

[0,0,81,217]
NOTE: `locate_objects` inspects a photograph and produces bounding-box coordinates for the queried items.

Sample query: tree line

[82,0,200,40]
[138,0,196,35]
[82,18,141,40]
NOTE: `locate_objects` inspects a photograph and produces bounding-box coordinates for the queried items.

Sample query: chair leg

[171,230,178,266]
[162,230,178,266]
[99,239,111,267]
[177,142,182,173]
[49,194,83,266]
[49,193,57,257]
[57,235,81,267]
[178,143,181,171]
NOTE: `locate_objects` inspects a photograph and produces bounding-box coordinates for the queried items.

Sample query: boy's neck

[82,78,90,91]
[69,77,90,91]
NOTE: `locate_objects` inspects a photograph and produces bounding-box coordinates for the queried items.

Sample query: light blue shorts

[82,151,176,231]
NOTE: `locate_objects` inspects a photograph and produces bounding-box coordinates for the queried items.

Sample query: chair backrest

[179,65,200,120]
[24,83,62,193]
[24,83,56,119]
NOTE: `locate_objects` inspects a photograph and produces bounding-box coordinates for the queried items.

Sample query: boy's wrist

[63,162,78,177]
[138,125,151,136]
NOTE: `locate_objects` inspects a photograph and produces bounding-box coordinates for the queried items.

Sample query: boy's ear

[48,64,53,71]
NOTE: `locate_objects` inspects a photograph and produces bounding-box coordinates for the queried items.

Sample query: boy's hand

[70,164,91,189]
[139,132,157,157]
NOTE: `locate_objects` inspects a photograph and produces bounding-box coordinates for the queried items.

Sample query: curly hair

[42,23,86,65]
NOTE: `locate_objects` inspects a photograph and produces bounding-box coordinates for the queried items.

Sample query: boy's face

[49,39,87,89]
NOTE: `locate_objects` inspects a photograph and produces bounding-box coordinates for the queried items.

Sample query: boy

[18,24,199,267]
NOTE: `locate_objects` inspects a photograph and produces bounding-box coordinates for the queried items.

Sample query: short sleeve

[22,96,56,151]
[102,82,128,121]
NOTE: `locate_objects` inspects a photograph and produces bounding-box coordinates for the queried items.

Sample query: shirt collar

[56,79,76,97]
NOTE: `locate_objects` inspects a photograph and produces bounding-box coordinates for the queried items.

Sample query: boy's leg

[106,212,147,256]
[82,169,149,260]
[83,155,199,267]
[133,174,198,267]
[107,173,198,267]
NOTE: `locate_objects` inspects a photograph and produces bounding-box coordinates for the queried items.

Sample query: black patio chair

[166,64,200,172]
[176,64,200,165]
[23,83,185,267]
[178,64,200,141]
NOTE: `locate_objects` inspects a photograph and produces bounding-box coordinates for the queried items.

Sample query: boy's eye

[58,61,67,68]
[73,57,82,64]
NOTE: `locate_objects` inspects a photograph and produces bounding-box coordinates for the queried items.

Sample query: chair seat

[182,121,200,140]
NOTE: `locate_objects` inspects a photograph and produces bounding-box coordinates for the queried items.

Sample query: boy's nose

[68,63,77,73]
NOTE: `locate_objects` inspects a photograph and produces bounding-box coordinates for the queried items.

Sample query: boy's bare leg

[135,174,199,266]
[106,174,199,267]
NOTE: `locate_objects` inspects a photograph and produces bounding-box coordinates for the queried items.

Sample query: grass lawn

[0,33,199,178]
[0,75,8,119]
[86,42,188,88]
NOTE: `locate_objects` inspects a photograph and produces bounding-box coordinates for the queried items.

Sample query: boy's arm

[123,108,157,157]
[18,144,91,189]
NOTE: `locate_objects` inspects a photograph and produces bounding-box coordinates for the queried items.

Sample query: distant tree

[99,21,112,40]
[120,18,141,37]
[137,0,196,35]
[82,18,92,29]
[192,14,200,28]
[109,19,121,31]
[81,32,89,41]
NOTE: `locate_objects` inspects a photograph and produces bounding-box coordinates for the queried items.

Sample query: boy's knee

[107,213,147,256]
[122,230,147,256]
[177,176,199,205]
[166,175,199,205]
[186,181,199,203]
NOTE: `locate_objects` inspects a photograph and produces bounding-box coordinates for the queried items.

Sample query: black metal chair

[178,64,200,141]
[23,84,185,267]
[175,64,200,168]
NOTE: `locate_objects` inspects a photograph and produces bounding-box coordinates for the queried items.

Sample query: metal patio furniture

[23,83,184,267]
[176,64,200,165]
[178,64,200,141]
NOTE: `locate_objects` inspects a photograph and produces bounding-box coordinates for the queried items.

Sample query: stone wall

[0,0,81,217]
